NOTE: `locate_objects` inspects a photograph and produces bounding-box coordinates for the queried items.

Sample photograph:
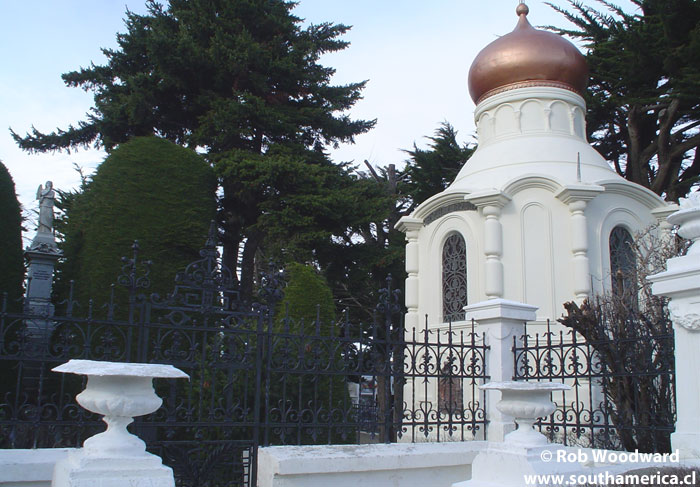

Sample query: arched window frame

[609,225,637,308]
[442,232,467,322]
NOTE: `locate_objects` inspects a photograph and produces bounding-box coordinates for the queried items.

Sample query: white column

[464,299,537,442]
[649,193,700,460]
[396,217,423,332]
[466,191,511,300]
[555,185,604,301]
[570,200,591,299]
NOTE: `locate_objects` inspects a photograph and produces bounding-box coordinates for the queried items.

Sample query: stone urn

[481,380,570,446]
[668,192,700,256]
[52,359,188,487]
[650,193,700,332]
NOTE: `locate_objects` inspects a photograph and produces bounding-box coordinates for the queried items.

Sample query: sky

[1,0,639,240]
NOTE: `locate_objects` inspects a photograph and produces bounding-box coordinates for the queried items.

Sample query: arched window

[609,226,637,306]
[442,233,467,322]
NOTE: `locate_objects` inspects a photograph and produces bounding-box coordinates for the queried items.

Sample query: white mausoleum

[397,3,673,327]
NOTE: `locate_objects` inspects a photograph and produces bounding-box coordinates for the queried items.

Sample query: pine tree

[401,122,475,209]
[11,0,374,300]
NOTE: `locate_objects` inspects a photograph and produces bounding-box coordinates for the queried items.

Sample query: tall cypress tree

[11,0,374,301]
[0,161,24,310]
[548,0,700,200]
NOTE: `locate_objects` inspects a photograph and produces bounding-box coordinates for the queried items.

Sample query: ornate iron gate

[0,228,488,486]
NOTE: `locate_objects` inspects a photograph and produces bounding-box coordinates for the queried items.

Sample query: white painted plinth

[464,300,537,441]
[0,448,75,487]
[51,360,188,487]
[453,442,579,487]
[52,452,175,487]
[649,193,700,460]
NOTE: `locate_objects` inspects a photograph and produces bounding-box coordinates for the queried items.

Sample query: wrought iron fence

[513,321,675,452]
[402,321,488,442]
[0,229,489,487]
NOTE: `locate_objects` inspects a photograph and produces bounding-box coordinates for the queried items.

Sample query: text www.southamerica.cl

[524,471,697,486]
[525,449,694,486]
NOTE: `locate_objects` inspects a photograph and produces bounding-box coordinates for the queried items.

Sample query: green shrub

[271,263,355,444]
[0,161,24,310]
[57,136,216,311]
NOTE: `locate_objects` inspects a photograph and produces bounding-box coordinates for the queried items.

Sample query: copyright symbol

[541,450,553,462]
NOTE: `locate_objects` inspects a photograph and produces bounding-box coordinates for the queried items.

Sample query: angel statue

[36,181,55,234]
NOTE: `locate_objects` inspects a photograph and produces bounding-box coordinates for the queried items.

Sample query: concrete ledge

[258,441,485,487]
[0,448,76,487]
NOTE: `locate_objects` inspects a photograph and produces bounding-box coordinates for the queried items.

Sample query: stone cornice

[412,191,472,221]
[596,179,666,210]
[554,184,605,205]
[465,190,511,209]
[395,216,423,234]
[651,204,679,222]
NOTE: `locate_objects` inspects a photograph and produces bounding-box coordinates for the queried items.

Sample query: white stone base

[0,449,74,487]
[52,450,174,487]
[672,432,700,460]
[453,443,580,487]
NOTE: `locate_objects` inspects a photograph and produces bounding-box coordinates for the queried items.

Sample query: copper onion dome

[468,3,589,104]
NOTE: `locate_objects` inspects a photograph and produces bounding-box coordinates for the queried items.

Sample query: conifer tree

[401,122,475,210]
[277,262,336,330]
[548,0,700,200]
[11,0,374,300]
[0,161,24,310]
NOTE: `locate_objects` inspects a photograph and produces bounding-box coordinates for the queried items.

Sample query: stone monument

[25,180,62,336]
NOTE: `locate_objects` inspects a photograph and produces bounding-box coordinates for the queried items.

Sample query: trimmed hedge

[59,136,216,310]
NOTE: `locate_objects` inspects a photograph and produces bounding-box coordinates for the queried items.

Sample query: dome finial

[467,0,588,104]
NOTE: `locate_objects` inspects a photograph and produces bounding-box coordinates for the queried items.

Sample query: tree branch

[363,160,382,183]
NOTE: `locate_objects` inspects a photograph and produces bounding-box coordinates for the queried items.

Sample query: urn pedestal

[51,360,188,487]
[454,381,578,487]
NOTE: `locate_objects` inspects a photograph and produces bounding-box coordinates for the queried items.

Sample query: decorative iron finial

[257,261,285,307]
[376,274,401,318]
[516,3,529,17]
[117,240,152,293]
[205,220,217,249]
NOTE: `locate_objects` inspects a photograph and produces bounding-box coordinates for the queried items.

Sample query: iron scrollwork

[1,227,491,486]
[442,233,467,322]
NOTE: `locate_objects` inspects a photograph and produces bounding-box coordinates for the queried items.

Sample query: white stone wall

[0,448,74,487]
[257,441,483,487]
